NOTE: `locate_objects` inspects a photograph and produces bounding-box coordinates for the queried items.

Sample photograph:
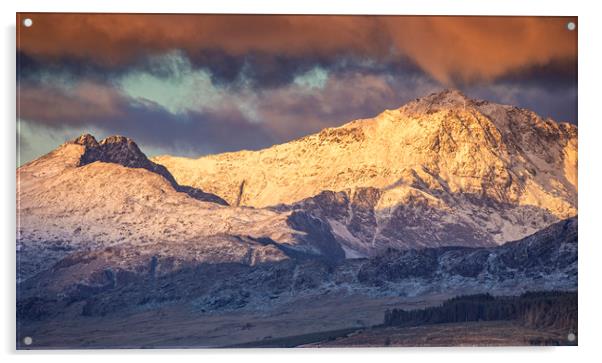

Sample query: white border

[2,1,601,362]
[6,0,583,15]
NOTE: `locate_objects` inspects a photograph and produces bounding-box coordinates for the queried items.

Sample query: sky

[17,14,577,165]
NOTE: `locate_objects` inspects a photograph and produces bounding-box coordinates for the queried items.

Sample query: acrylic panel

[16,13,578,349]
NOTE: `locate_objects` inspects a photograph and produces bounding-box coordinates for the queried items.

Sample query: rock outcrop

[72,134,228,205]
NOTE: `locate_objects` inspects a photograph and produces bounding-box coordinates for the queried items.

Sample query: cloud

[16,16,578,164]
[18,80,125,125]
[255,71,440,139]
[117,51,224,114]
[383,17,577,84]
[17,77,277,163]
[17,14,576,85]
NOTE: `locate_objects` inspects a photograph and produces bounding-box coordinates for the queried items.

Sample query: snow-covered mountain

[16,90,578,345]
[16,92,578,347]
[154,90,577,254]
[17,89,578,282]
[17,135,346,281]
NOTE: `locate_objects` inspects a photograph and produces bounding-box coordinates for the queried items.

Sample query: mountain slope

[154,90,577,252]
[17,135,345,281]
[17,216,577,321]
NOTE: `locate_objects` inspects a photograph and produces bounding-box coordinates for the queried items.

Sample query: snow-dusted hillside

[17,217,577,320]
[17,135,345,281]
[154,90,577,252]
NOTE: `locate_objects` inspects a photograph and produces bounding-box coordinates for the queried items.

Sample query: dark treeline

[384,291,577,332]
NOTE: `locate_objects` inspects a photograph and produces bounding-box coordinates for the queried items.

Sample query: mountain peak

[71,133,99,148]
[426,89,469,102]
[100,135,135,145]
[76,135,143,169]
[154,91,577,248]
[403,89,476,115]
[67,133,229,205]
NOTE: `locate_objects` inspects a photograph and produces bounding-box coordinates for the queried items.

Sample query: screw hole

[567,22,576,31]
[23,336,33,345]
[23,18,33,27]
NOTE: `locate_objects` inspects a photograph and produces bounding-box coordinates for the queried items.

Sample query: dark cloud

[18,81,123,125]
[17,14,576,85]
[16,14,578,163]
[17,79,276,157]
[492,59,577,91]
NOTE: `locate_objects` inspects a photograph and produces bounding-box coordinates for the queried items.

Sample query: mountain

[16,90,578,281]
[17,216,577,321]
[16,91,578,348]
[17,135,345,281]
[154,90,577,254]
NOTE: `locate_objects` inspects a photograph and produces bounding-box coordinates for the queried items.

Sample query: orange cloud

[17,14,576,85]
[383,17,577,84]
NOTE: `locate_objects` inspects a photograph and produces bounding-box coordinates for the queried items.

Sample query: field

[304,321,575,347]
[18,291,576,348]
[18,293,442,348]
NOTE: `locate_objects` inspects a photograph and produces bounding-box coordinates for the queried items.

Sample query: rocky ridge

[72,134,228,205]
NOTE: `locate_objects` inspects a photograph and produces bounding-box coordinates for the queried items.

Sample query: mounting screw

[567,22,576,31]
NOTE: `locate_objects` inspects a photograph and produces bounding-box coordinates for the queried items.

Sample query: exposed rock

[71,134,228,205]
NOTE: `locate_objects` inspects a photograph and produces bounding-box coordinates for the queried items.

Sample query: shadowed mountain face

[154,90,577,255]
[16,217,577,321]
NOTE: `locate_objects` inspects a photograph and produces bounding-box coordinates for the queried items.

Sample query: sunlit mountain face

[17,14,576,165]
[16,14,577,349]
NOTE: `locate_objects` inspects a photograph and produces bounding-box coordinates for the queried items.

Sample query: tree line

[384,290,577,332]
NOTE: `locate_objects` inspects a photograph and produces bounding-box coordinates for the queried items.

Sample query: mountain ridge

[153,89,577,251]
[72,134,229,205]
[16,90,578,346]
[17,90,578,275]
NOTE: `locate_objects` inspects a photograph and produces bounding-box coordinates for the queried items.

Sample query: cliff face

[154,90,577,252]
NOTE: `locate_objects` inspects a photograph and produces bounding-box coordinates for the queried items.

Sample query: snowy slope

[17,136,344,281]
